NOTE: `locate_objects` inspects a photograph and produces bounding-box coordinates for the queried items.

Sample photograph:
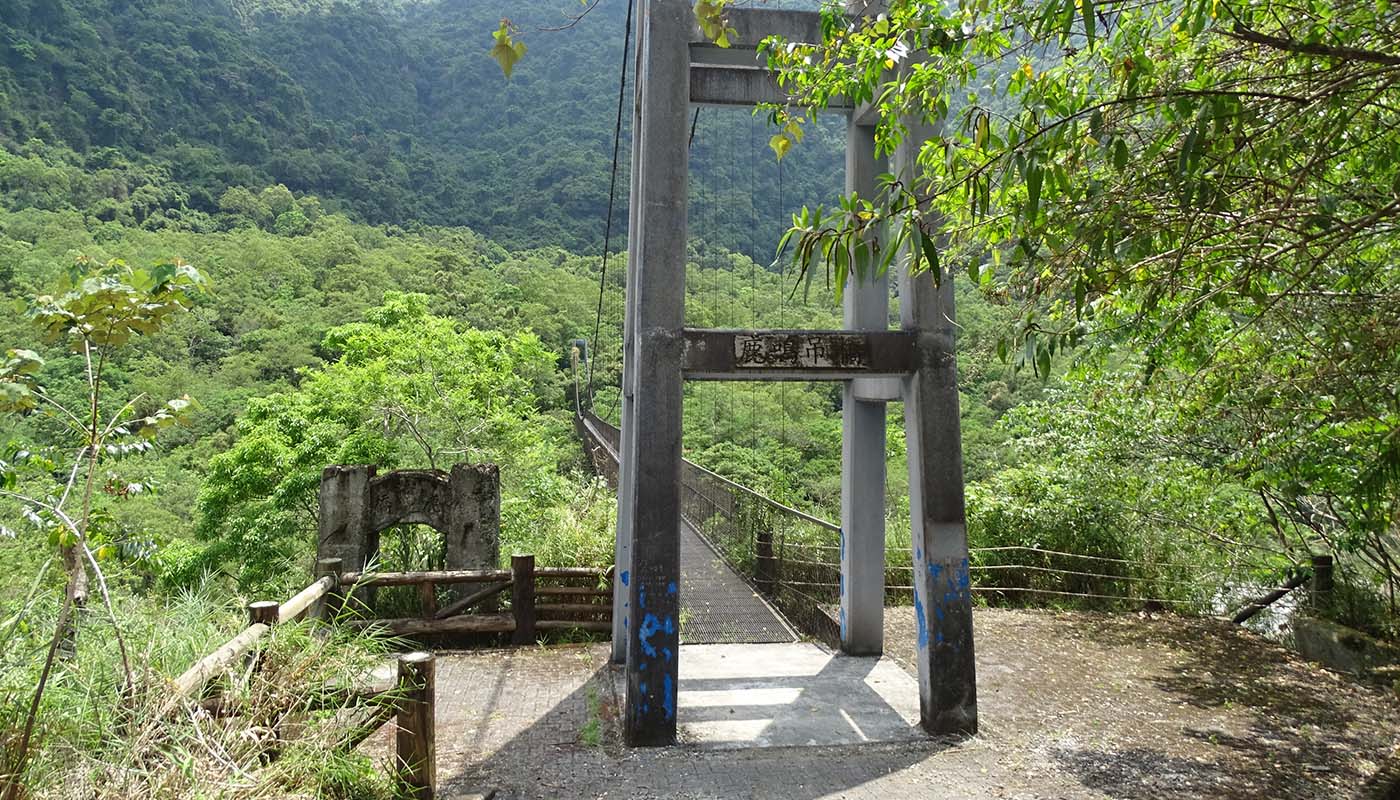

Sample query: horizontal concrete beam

[687,9,856,109]
[691,8,827,47]
[682,328,916,381]
[852,101,882,128]
[690,64,854,109]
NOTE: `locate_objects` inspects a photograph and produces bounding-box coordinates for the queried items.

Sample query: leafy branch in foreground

[0,257,204,798]
[491,1,738,77]
[764,0,1399,605]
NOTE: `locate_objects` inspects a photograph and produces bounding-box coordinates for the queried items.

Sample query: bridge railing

[577,410,1321,643]
[578,410,846,639]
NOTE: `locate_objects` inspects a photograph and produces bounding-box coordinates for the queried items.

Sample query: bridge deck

[679,519,795,645]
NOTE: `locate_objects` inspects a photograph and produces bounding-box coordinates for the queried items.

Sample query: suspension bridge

[340,0,1400,794]
[574,0,1324,750]
[152,2,1400,797]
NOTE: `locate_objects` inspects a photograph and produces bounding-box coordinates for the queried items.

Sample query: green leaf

[770,133,793,160]
[490,20,527,79]
[1113,138,1130,171]
[920,232,941,281]
[1026,163,1043,221]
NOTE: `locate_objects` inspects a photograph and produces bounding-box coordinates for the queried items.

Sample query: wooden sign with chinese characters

[680,328,917,380]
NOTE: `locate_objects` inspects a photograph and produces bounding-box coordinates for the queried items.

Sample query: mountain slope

[0,0,844,255]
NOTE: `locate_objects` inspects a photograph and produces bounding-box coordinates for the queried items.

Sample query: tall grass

[1,580,404,799]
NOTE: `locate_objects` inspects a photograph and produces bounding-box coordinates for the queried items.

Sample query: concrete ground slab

[360,608,1400,799]
[672,642,925,748]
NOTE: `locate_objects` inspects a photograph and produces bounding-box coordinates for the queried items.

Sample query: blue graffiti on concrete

[638,613,662,657]
[662,674,676,719]
[914,588,928,649]
[667,581,677,595]
[663,646,673,663]
[639,586,646,609]
[839,606,847,640]
[621,570,629,586]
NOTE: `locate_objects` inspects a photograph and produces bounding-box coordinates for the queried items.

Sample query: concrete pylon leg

[611,0,647,666]
[898,126,978,736]
[621,0,691,748]
[839,120,889,655]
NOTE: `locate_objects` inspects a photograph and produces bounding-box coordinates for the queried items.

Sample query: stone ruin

[316,464,500,574]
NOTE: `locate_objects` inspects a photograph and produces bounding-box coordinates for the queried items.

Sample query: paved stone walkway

[679,520,794,645]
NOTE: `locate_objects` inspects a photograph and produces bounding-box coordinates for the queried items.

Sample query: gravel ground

[882,607,1400,800]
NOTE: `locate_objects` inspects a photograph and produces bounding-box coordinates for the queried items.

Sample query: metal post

[839,88,891,656]
[897,118,979,735]
[619,0,691,747]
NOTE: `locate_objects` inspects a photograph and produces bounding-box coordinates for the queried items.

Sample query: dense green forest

[0,0,1396,795]
[0,0,842,256]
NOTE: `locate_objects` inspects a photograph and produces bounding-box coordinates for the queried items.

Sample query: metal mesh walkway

[680,519,795,644]
[576,411,797,645]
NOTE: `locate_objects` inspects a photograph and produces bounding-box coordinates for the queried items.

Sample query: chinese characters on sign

[733,334,870,370]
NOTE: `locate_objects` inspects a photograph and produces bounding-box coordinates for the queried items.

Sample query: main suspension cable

[587,0,636,407]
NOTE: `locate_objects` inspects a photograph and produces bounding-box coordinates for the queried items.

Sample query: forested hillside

[0,0,842,255]
[0,0,1396,794]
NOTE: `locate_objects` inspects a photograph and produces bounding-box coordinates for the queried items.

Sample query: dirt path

[881,607,1400,799]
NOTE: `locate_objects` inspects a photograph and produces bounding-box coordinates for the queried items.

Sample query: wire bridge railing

[576,410,1321,644]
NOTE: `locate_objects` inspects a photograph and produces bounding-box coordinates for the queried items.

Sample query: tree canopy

[766,0,1400,598]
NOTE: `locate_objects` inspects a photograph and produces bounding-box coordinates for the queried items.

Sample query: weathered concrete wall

[317,464,500,573]
[1293,615,1400,675]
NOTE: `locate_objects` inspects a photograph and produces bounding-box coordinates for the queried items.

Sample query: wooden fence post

[248,601,279,626]
[1311,553,1335,612]
[316,557,344,622]
[511,554,536,645]
[419,581,438,619]
[247,601,278,676]
[395,652,436,800]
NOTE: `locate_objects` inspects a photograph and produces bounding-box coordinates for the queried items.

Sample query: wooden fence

[334,554,615,642]
[168,554,613,799]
